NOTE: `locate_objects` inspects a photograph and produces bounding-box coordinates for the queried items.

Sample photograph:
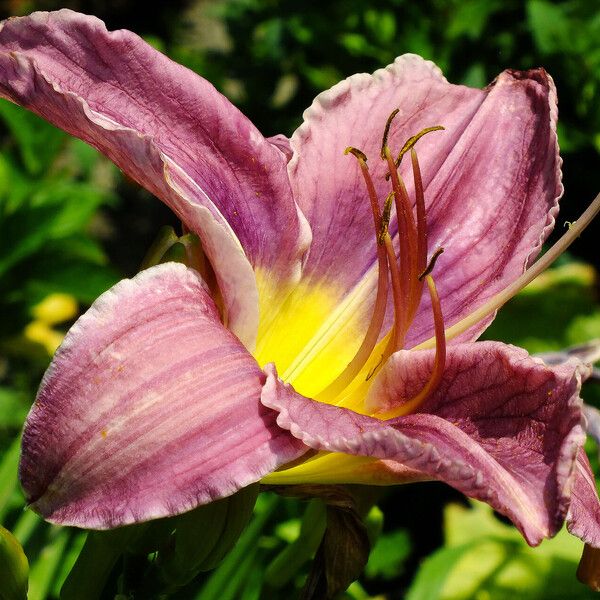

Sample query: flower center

[315,112,447,416]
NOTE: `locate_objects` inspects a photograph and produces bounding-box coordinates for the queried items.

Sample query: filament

[412,148,429,275]
[384,146,419,342]
[383,233,406,349]
[316,149,390,401]
[375,274,446,418]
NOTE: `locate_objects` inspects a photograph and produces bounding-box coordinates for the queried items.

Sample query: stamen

[316,246,389,402]
[394,126,445,168]
[381,108,400,159]
[378,192,394,245]
[383,233,407,349]
[345,146,368,163]
[316,149,390,401]
[384,146,419,340]
[412,148,428,275]
[418,247,444,281]
[403,147,428,327]
[344,147,380,229]
[414,190,600,349]
[376,274,447,418]
[380,123,446,358]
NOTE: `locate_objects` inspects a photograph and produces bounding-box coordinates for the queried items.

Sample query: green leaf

[28,181,112,237]
[265,500,326,589]
[215,545,260,600]
[162,482,259,586]
[0,388,30,429]
[0,437,22,523]
[28,528,70,600]
[0,525,28,600]
[303,64,343,91]
[195,492,279,600]
[0,100,63,176]
[408,501,596,599]
[24,260,120,305]
[461,63,486,88]
[364,529,411,580]
[0,204,62,278]
[51,532,86,599]
[527,0,572,54]
[446,0,501,40]
[60,527,140,600]
[0,187,108,280]
[12,511,44,550]
[483,262,598,354]
[363,9,396,43]
[406,542,476,600]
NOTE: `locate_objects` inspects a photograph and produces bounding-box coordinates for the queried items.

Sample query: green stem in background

[179,232,205,274]
[139,225,179,270]
[213,546,260,600]
[28,528,70,600]
[0,436,21,523]
[264,499,327,590]
[11,510,41,546]
[194,494,279,600]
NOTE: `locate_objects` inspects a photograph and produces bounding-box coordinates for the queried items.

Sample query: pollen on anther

[419,247,445,281]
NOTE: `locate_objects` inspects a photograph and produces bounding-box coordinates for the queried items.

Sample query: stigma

[316,113,447,416]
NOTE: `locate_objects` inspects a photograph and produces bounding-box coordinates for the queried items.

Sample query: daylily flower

[2,10,600,553]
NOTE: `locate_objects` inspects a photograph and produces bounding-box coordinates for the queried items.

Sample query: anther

[418,247,444,281]
[385,125,445,180]
[381,108,400,159]
[378,192,394,245]
[395,125,445,167]
[345,146,368,162]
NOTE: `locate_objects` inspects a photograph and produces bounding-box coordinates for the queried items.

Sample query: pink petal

[567,450,600,547]
[20,264,306,529]
[0,10,311,346]
[262,342,586,545]
[290,55,561,346]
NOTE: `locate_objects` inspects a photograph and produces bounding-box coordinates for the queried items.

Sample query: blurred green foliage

[407,501,596,600]
[170,0,600,261]
[175,0,600,154]
[0,102,120,400]
[0,0,598,597]
[0,65,119,600]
